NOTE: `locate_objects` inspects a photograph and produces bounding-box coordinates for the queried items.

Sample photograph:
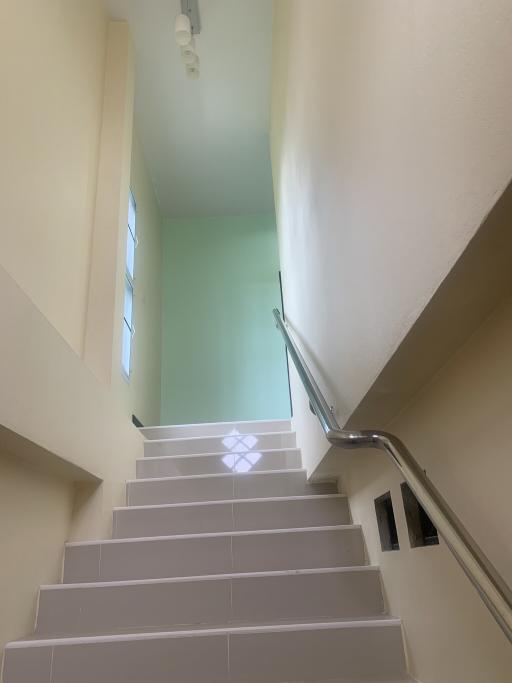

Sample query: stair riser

[36,570,384,636]
[63,528,365,583]
[144,432,296,457]
[136,450,302,478]
[3,625,406,682]
[141,420,292,440]
[127,471,336,506]
[113,497,351,538]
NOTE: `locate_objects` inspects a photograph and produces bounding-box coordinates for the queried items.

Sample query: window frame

[122,190,137,379]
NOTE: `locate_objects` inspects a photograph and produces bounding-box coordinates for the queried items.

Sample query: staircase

[2,419,413,682]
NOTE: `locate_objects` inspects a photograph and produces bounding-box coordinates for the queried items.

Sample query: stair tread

[140,419,292,441]
[44,565,380,590]
[66,524,360,547]
[138,446,300,460]
[129,467,307,483]
[115,492,346,511]
[143,419,291,427]
[145,429,295,444]
[10,615,400,647]
[127,468,338,506]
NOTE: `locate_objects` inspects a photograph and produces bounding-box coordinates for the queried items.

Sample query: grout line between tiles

[229,577,234,625]
[227,632,231,683]
[49,646,54,683]
[33,586,41,632]
[230,530,234,574]
[230,500,236,534]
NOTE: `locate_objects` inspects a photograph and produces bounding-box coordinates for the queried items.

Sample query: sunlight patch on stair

[222,429,262,472]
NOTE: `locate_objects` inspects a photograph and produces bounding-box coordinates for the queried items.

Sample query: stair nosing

[7,617,402,649]
[114,493,347,511]
[129,468,307,484]
[138,447,301,461]
[42,565,380,590]
[144,430,295,445]
[66,524,361,547]
[140,418,291,433]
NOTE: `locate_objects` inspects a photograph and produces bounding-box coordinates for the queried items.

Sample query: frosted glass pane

[122,320,132,376]
[124,279,133,325]
[126,231,135,279]
[128,192,136,236]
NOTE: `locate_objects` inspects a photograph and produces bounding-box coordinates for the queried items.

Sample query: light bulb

[175,13,191,47]
[182,51,198,66]
[181,38,197,64]
[186,64,200,80]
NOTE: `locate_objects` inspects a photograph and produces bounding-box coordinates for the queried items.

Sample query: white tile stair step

[136,448,302,478]
[3,619,407,683]
[126,469,337,506]
[141,419,292,441]
[63,526,366,583]
[113,494,351,538]
[35,567,385,636]
[143,431,296,457]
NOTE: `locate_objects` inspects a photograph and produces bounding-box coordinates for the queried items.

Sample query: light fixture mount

[181,0,201,35]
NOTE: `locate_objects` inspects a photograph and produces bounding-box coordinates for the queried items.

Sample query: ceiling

[105,0,275,218]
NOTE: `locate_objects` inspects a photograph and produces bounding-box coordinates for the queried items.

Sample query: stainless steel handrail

[273,308,512,643]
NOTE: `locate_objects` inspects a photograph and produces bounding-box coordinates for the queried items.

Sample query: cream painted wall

[271,2,512,678]
[0,7,144,536]
[84,20,135,386]
[341,298,512,682]
[0,0,107,354]
[271,0,512,475]
[0,451,74,657]
[0,262,142,539]
[0,2,162,656]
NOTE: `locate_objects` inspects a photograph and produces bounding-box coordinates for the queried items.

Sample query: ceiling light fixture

[186,64,200,80]
[175,13,192,46]
[175,0,201,79]
[181,39,197,64]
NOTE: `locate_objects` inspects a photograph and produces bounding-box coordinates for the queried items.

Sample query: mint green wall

[161,215,291,424]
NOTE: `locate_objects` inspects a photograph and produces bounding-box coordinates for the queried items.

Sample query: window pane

[126,231,135,280]
[122,319,132,376]
[123,190,136,379]
[124,279,133,326]
[128,192,136,236]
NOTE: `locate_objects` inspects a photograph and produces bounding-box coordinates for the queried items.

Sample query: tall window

[122,191,136,377]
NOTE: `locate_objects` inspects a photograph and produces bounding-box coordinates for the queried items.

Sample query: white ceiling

[105,0,275,218]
